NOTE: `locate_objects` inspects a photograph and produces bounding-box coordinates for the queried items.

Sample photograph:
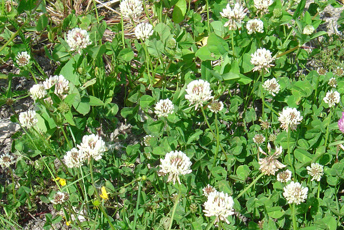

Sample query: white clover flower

[0,153,15,168]
[203,191,235,225]
[306,163,324,182]
[262,78,280,96]
[334,67,344,76]
[142,135,153,146]
[317,67,327,75]
[19,110,38,129]
[328,77,337,88]
[253,134,265,144]
[155,99,174,118]
[135,23,153,41]
[185,79,213,109]
[64,148,86,168]
[158,151,192,184]
[250,48,275,72]
[16,51,30,67]
[78,134,107,161]
[203,184,217,197]
[66,28,91,52]
[278,107,303,132]
[220,3,247,30]
[283,182,308,205]
[246,19,264,34]
[303,25,315,35]
[208,100,224,113]
[258,143,286,175]
[43,75,70,97]
[120,0,143,19]
[323,90,340,107]
[254,0,273,14]
[51,191,69,204]
[277,169,292,183]
[30,84,47,101]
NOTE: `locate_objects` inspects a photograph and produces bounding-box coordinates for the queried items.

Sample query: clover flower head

[16,51,30,67]
[51,191,69,204]
[303,25,315,35]
[246,19,264,34]
[120,0,143,18]
[278,107,303,132]
[78,134,107,161]
[277,169,292,183]
[258,143,285,175]
[220,3,247,30]
[143,135,153,146]
[250,48,275,72]
[66,28,91,52]
[135,23,153,41]
[185,79,213,109]
[64,148,86,168]
[203,191,235,225]
[338,112,344,134]
[253,134,265,144]
[158,151,192,184]
[283,182,308,205]
[30,84,47,101]
[254,0,273,14]
[306,163,324,181]
[262,78,280,96]
[203,184,217,197]
[43,75,70,98]
[0,153,15,168]
[328,77,337,88]
[323,90,340,107]
[208,100,224,113]
[317,67,327,75]
[19,110,38,129]
[155,99,174,118]
[334,67,344,76]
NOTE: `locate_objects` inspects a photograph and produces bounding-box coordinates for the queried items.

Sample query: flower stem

[317,182,320,199]
[292,203,298,230]
[142,0,153,25]
[237,173,264,199]
[79,167,90,210]
[201,107,228,161]
[212,113,220,168]
[168,188,181,230]
[120,14,125,48]
[133,181,142,229]
[10,168,16,202]
[205,0,210,33]
[261,71,265,115]
[324,109,332,149]
[287,127,295,177]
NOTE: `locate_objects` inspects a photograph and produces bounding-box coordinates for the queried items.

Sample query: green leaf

[140,95,155,110]
[89,96,104,106]
[63,111,76,126]
[186,129,203,145]
[80,78,97,90]
[172,0,187,24]
[294,148,313,163]
[210,166,227,180]
[267,207,284,219]
[36,14,48,32]
[118,48,134,62]
[207,33,229,56]
[236,165,250,181]
[59,55,80,86]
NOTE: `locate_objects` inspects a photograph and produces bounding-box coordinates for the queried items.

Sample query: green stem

[261,71,264,115]
[133,182,142,229]
[231,30,235,56]
[287,127,295,177]
[201,107,228,161]
[237,173,264,199]
[10,168,16,202]
[212,113,220,168]
[324,109,332,149]
[142,0,153,25]
[60,125,72,149]
[314,74,320,102]
[168,188,181,230]
[317,182,320,199]
[92,0,100,23]
[205,0,210,33]
[79,167,90,210]
[121,14,125,48]
[292,203,297,230]
[142,43,152,87]
[205,218,217,230]
[28,69,38,84]
[0,30,19,54]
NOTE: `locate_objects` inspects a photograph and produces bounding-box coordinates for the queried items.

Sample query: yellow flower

[54,177,67,186]
[99,186,109,200]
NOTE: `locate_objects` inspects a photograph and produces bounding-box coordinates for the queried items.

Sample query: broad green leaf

[267,207,285,219]
[118,48,134,62]
[294,148,313,163]
[36,14,48,31]
[140,95,155,110]
[172,0,187,24]
[89,96,104,106]
[236,165,250,181]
